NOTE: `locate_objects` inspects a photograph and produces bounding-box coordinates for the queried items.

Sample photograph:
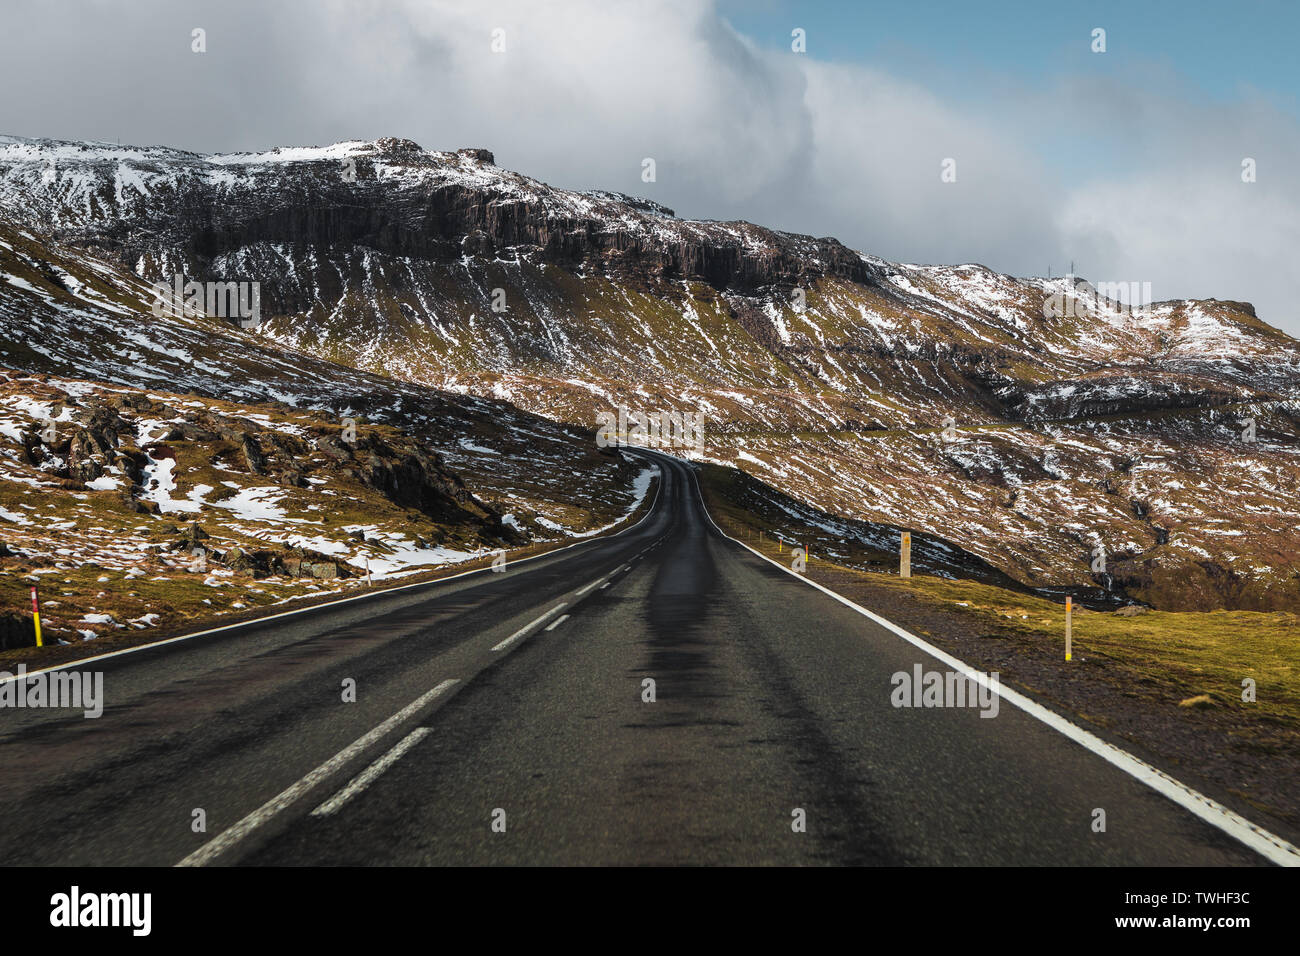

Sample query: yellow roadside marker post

[30,584,43,648]
[900,532,911,579]
[1065,597,1073,661]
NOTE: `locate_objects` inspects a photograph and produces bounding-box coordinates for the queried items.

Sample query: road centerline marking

[491,603,568,652]
[311,727,434,817]
[176,678,459,867]
[8,462,665,686]
[544,614,570,632]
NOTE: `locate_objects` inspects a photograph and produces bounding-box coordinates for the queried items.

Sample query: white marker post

[365,557,372,588]
[900,532,911,579]
[1065,597,1073,661]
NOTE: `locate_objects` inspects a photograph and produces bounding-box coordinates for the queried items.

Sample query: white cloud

[1063,166,1300,321]
[799,61,1062,268]
[1,0,1297,334]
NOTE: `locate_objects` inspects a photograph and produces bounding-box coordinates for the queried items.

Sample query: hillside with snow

[2,135,1299,612]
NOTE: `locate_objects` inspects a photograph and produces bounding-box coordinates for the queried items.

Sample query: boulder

[1114,605,1149,617]
[240,434,267,474]
[0,611,35,650]
[67,428,105,482]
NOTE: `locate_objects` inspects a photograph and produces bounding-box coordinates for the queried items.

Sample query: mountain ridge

[2,134,1298,612]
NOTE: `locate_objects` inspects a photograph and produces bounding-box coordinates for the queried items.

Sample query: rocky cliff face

[0,135,872,308]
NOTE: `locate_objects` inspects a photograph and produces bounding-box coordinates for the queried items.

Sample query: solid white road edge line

[177,678,459,867]
[310,727,434,818]
[685,460,1300,867]
[5,462,665,686]
[491,604,568,652]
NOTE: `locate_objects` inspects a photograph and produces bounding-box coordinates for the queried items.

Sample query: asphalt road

[0,452,1282,866]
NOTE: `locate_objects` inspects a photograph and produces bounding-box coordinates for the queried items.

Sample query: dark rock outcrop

[6,140,876,307]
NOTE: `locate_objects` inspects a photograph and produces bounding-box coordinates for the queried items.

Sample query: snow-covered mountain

[2,134,1298,611]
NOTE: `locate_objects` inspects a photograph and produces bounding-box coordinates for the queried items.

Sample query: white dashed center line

[491,603,568,651]
[574,578,604,597]
[178,678,459,866]
[311,726,433,817]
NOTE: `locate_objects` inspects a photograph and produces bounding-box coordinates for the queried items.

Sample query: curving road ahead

[0,453,1288,866]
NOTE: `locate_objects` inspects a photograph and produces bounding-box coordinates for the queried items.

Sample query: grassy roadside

[698,461,1300,831]
[700,463,1298,725]
[0,470,660,674]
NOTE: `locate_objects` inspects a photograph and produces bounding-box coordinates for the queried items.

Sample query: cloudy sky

[2,0,1298,334]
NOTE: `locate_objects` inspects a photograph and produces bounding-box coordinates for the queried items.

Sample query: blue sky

[722,0,1300,183]
[721,0,1300,111]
